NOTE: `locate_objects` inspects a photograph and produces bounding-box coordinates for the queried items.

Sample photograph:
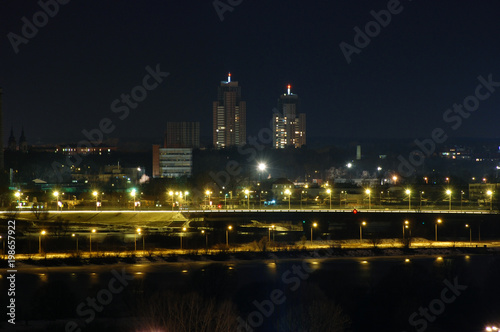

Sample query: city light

[311,222,318,244]
[365,189,371,209]
[360,221,366,241]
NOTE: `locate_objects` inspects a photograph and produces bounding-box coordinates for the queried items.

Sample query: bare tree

[136,291,238,332]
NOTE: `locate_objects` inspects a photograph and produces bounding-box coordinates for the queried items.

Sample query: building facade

[273,85,306,149]
[213,73,246,148]
[153,122,200,178]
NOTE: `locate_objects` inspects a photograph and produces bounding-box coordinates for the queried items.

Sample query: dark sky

[1,0,500,146]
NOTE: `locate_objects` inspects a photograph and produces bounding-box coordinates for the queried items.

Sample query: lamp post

[327,189,332,209]
[465,224,471,244]
[487,190,493,211]
[420,191,424,210]
[90,229,96,255]
[72,233,78,252]
[244,190,250,209]
[131,189,137,211]
[226,225,232,246]
[403,220,409,240]
[201,230,208,249]
[460,191,464,211]
[135,228,141,251]
[435,219,442,241]
[284,189,291,210]
[258,163,267,209]
[53,191,60,211]
[168,191,174,211]
[180,227,186,249]
[93,191,98,211]
[15,191,21,208]
[365,189,371,209]
[446,190,452,211]
[183,191,189,210]
[205,190,212,209]
[301,184,308,210]
[39,230,46,254]
[268,225,275,243]
[360,222,366,241]
[311,222,317,245]
[406,189,411,210]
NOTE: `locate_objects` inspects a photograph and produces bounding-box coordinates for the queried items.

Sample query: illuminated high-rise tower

[213,73,246,148]
[273,84,306,149]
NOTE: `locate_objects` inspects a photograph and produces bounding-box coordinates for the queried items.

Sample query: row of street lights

[30,218,480,255]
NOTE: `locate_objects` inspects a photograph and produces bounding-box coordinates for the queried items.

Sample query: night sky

[1,0,500,146]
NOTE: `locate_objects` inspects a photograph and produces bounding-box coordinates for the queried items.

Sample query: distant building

[273,85,306,149]
[153,122,199,178]
[153,145,192,178]
[213,73,246,148]
[8,126,16,151]
[7,126,28,152]
[19,127,28,152]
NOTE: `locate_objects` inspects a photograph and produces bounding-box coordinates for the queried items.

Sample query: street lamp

[181,227,187,249]
[311,222,317,245]
[406,189,411,210]
[183,191,189,210]
[360,221,366,241]
[14,191,21,208]
[53,191,60,211]
[268,224,275,243]
[201,230,208,249]
[327,189,332,209]
[420,191,424,210]
[465,224,471,244]
[446,190,452,211]
[39,230,46,254]
[301,184,308,210]
[90,228,96,255]
[244,189,250,209]
[93,191,98,211]
[487,190,493,211]
[258,163,267,208]
[135,228,141,251]
[365,189,371,209]
[168,191,174,211]
[131,189,137,211]
[226,225,232,246]
[72,233,78,252]
[284,189,291,210]
[435,219,442,241]
[403,220,410,240]
[205,190,212,209]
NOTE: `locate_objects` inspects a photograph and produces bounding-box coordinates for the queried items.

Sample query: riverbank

[2,243,499,268]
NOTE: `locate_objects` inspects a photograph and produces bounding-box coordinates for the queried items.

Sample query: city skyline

[1,1,500,146]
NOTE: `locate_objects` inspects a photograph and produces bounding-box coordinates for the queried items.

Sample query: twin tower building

[153,73,306,178]
[213,73,306,149]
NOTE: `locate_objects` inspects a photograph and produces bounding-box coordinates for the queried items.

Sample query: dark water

[1,254,500,331]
